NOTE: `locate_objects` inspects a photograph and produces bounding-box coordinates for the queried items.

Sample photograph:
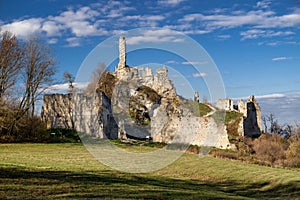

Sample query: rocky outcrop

[107,62,230,148]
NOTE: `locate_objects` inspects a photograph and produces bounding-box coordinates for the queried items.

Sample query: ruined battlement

[114,37,176,101]
[216,96,262,138]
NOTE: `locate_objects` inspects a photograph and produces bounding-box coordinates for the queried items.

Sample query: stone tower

[194,91,199,102]
[242,95,262,138]
[118,36,126,70]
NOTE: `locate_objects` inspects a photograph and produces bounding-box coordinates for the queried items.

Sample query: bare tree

[84,62,106,96]
[19,36,56,118]
[63,71,75,93]
[0,33,57,136]
[262,116,268,133]
[266,113,277,134]
[283,124,293,138]
[0,31,23,101]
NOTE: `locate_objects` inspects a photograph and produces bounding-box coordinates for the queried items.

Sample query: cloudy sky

[0,0,299,124]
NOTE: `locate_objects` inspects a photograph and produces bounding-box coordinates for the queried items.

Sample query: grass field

[0,143,299,199]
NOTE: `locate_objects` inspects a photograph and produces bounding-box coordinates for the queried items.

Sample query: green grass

[0,143,300,199]
[199,103,212,116]
[182,100,212,117]
[225,111,243,125]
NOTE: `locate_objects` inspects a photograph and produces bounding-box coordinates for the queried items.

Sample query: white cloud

[48,38,58,44]
[44,83,70,93]
[254,93,286,99]
[44,82,89,93]
[182,61,207,65]
[241,29,295,40]
[182,10,276,28]
[192,72,207,78]
[165,60,179,65]
[144,15,165,21]
[256,0,272,9]
[182,29,211,35]
[272,57,291,61]
[126,29,184,45]
[1,18,43,38]
[50,6,102,37]
[232,92,300,124]
[1,1,299,45]
[123,15,165,27]
[42,21,62,36]
[1,6,107,40]
[162,24,210,35]
[107,9,123,18]
[257,92,300,124]
[217,34,231,39]
[158,0,186,6]
[66,37,80,47]
[260,12,300,28]
[181,10,300,30]
[208,8,228,14]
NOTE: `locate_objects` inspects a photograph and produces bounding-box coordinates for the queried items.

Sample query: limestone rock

[96,72,118,99]
[238,99,247,117]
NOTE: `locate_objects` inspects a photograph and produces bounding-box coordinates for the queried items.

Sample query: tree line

[0,30,56,140]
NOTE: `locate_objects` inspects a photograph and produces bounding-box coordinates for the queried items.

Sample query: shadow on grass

[0,167,299,199]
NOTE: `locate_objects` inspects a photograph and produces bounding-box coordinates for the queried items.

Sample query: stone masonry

[217,96,262,138]
[118,36,126,69]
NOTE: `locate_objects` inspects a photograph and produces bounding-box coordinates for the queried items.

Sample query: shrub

[46,128,81,143]
[285,137,300,167]
[187,145,200,154]
[253,134,288,167]
[0,116,49,143]
[211,149,238,160]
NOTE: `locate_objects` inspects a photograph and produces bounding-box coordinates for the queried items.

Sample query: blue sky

[0,0,299,124]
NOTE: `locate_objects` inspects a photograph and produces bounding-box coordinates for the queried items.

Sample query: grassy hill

[0,143,299,199]
[179,96,213,117]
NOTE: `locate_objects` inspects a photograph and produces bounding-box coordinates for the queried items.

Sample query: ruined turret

[216,98,233,111]
[247,96,262,131]
[194,91,199,102]
[241,95,262,138]
[118,36,126,70]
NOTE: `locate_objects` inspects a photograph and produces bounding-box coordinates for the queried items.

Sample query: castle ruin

[41,36,262,149]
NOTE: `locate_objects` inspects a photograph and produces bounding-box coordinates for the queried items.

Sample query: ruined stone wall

[235,96,262,137]
[115,66,177,101]
[41,94,73,129]
[151,106,230,149]
[72,92,118,139]
[242,96,262,138]
[216,99,233,111]
[41,92,118,139]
